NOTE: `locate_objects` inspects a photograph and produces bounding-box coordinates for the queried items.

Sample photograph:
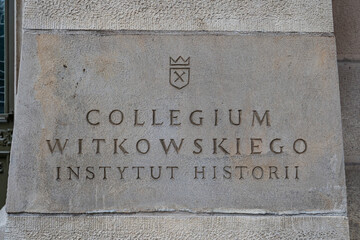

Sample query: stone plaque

[7,32,346,215]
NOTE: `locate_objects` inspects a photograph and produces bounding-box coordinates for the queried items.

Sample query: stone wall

[333,0,360,239]
[22,0,333,32]
[2,0,354,239]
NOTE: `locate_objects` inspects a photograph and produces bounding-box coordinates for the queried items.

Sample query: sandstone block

[7,32,346,215]
[23,0,333,32]
[345,165,360,239]
[5,215,350,240]
[333,0,360,60]
[338,62,360,164]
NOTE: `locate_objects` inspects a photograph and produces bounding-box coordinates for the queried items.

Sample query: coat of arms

[169,56,190,89]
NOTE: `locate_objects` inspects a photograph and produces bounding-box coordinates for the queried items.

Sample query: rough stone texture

[23,0,334,32]
[346,165,360,240]
[5,215,350,240]
[338,62,360,164]
[338,62,360,237]
[333,1,360,239]
[0,207,7,240]
[333,0,360,60]
[7,32,347,215]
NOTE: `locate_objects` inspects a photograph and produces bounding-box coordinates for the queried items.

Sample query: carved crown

[170,56,190,66]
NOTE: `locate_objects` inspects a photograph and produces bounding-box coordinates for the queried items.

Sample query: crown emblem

[170,56,190,66]
[169,56,190,90]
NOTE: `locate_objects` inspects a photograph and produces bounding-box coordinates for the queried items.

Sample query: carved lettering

[252,166,264,179]
[132,166,144,179]
[68,167,80,180]
[136,139,150,154]
[86,109,100,125]
[55,165,299,181]
[56,167,61,180]
[229,109,241,126]
[293,139,307,154]
[160,139,184,154]
[213,138,230,154]
[214,109,218,126]
[51,107,308,184]
[109,110,124,125]
[150,166,162,179]
[114,139,129,154]
[92,139,105,154]
[189,110,203,126]
[212,166,217,179]
[47,139,68,154]
[235,166,247,179]
[236,138,241,155]
[170,110,181,126]
[117,167,128,179]
[194,166,205,179]
[99,166,111,180]
[134,110,145,126]
[252,110,270,126]
[251,138,262,154]
[78,139,83,154]
[269,166,279,179]
[223,166,232,179]
[270,138,283,154]
[166,166,178,179]
[152,109,164,126]
[86,167,95,180]
[193,139,203,154]
[83,108,278,127]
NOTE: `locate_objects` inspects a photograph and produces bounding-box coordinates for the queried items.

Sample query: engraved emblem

[169,56,190,89]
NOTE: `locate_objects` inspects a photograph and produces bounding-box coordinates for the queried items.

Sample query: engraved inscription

[49,108,308,182]
[55,165,300,181]
[84,109,271,127]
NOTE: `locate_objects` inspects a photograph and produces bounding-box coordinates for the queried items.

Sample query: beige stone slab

[7,32,346,214]
[339,62,360,164]
[5,215,350,240]
[333,0,360,60]
[346,165,360,240]
[23,0,334,32]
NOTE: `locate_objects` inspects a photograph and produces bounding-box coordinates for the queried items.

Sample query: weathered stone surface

[23,0,333,32]
[5,215,350,240]
[333,0,360,60]
[338,62,360,164]
[7,32,346,215]
[346,165,360,240]
[334,3,360,239]
[0,207,6,240]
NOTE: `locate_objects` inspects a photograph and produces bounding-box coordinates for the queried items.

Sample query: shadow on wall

[333,0,360,239]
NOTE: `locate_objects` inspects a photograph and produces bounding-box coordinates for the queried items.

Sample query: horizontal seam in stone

[22,29,335,37]
[6,211,347,218]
